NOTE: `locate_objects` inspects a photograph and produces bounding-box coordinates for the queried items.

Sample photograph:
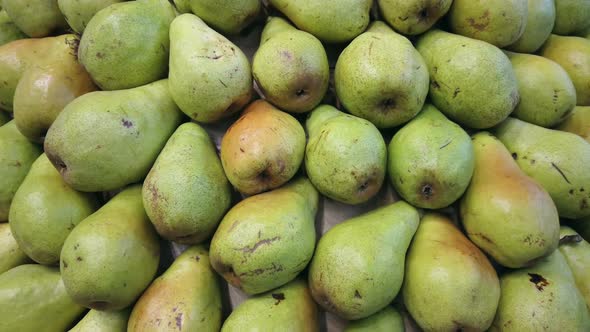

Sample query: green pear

[0,223,30,274]
[169,13,252,123]
[44,79,182,192]
[220,100,306,195]
[78,0,176,90]
[403,213,500,331]
[173,0,191,13]
[556,106,590,142]
[553,0,590,35]
[60,185,160,310]
[309,201,419,320]
[378,0,452,35]
[344,306,405,332]
[305,104,387,205]
[2,0,67,37]
[0,120,41,221]
[388,104,474,209]
[416,30,519,129]
[210,177,318,295]
[0,10,26,45]
[69,309,131,332]
[253,17,329,113]
[9,154,98,265]
[188,0,261,34]
[507,52,577,128]
[448,0,528,48]
[558,226,590,309]
[128,246,222,332]
[461,132,560,268]
[541,35,590,106]
[335,21,429,128]
[495,117,590,219]
[221,278,319,332]
[507,0,555,53]
[268,0,372,43]
[490,250,590,331]
[0,264,85,332]
[57,0,126,33]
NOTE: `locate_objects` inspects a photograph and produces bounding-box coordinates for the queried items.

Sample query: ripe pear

[253,17,329,113]
[344,306,405,332]
[388,104,474,209]
[188,0,261,35]
[461,132,560,268]
[448,0,528,48]
[541,35,590,106]
[2,0,67,37]
[210,177,318,295]
[143,122,231,244]
[268,0,372,43]
[558,226,590,309]
[507,0,555,53]
[57,0,126,33]
[416,30,519,129]
[378,0,452,35]
[556,106,590,142]
[60,185,160,310]
[507,52,577,128]
[169,13,252,123]
[403,213,500,331]
[221,278,319,332]
[220,100,305,195]
[309,201,419,320]
[44,79,182,192]
[0,10,26,45]
[553,0,590,35]
[305,104,387,205]
[78,0,176,90]
[335,21,429,128]
[495,117,590,219]
[0,223,30,274]
[128,246,222,332]
[69,309,131,332]
[490,250,590,331]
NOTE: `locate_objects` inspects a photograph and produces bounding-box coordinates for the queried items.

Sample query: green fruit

[57,0,126,33]
[0,10,26,45]
[344,306,405,332]
[0,223,30,274]
[378,0,452,35]
[553,0,590,35]
[558,226,590,309]
[2,0,67,37]
[556,106,590,142]
[172,0,191,13]
[507,0,555,53]
[188,0,260,34]
[69,309,130,332]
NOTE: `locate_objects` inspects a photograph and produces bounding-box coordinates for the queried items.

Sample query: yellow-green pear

[556,106,590,142]
[0,10,26,45]
[558,226,590,309]
[0,223,30,274]
[378,0,453,35]
[344,306,405,332]
[57,0,126,33]
[553,0,590,35]
[2,0,67,37]
[69,309,131,332]
[188,0,261,35]
[508,0,555,53]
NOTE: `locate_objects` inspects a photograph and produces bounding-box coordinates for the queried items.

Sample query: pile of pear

[0,0,590,331]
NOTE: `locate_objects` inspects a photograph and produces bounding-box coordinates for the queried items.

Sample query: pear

[0,10,26,45]
[344,306,405,332]
[507,52,577,128]
[210,177,318,295]
[0,120,42,222]
[220,100,306,195]
[507,0,555,53]
[60,185,160,310]
[558,226,590,309]
[0,223,30,274]
[69,309,131,332]
[44,79,182,192]
[556,106,590,142]
[461,132,560,268]
[253,17,329,113]
[169,13,252,123]
[495,117,590,219]
[173,0,191,13]
[2,0,67,37]
[305,104,387,205]
[490,250,590,331]
[78,0,176,90]
[0,264,85,332]
[268,0,372,43]
[541,35,590,106]
[221,278,319,332]
[0,38,37,111]
[378,0,452,35]
[57,0,126,33]
[416,30,519,129]
[388,104,474,209]
[403,213,500,331]
[309,201,419,320]
[447,0,528,48]
[553,0,590,35]
[188,0,261,35]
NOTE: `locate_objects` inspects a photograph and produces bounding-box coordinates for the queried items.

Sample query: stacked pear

[69,309,130,332]
[57,0,126,33]
[344,306,405,332]
[556,106,590,142]
[0,223,30,274]
[187,0,261,35]
[2,0,67,37]
[507,0,555,53]
[0,10,26,45]
[553,0,590,35]
[378,0,452,35]
[558,226,590,309]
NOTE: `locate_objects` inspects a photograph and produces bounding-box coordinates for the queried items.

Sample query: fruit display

[0,1,589,331]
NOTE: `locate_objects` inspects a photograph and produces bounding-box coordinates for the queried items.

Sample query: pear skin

[344,306,405,332]
[558,226,590,309]
[0,10,26,46]
[0,38,37,111]
[57,0,126,33]
[553,0,590,35]
[556,106,590,142]
[188,0,261,34]
[507,0,555,53]
[0,223,31,274]
[2,0,67,37]
[69,309,131,332]
[378,0,452,35]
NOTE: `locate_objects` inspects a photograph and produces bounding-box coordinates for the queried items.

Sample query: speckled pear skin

[553,0,590,35]
[210,178,318,295]
[460,132,560,268]
[221,278,319,332]
[378,0,452,35]
[128,246,222,332]
[507,0,555,53]
[507,52,577,128]
[490,250,590,332]
[57,0,126,33]
[220,100,306,195]
[416,30,519,129]
[335,21,429,129]
[142,122,232,244]
[268,0,372,43]
[78,0,176,90]
[0,264,85,332]
[305,104,386,205]
[0,10,26,46]
[44,79,182,192]
[388,104,474,209]
[541,35,590,106]
[69,308,130,332]
[2,0,66,37]
[559,226,590,310]
[253,17,329,113]
[344,306,405,332]
[188,0,261,34]
[556,106,590,142]
[309,201,420,320]
[60,185,160,311]
[0,223,31,274]
[495,118,590,219]
[169,13,252,124]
